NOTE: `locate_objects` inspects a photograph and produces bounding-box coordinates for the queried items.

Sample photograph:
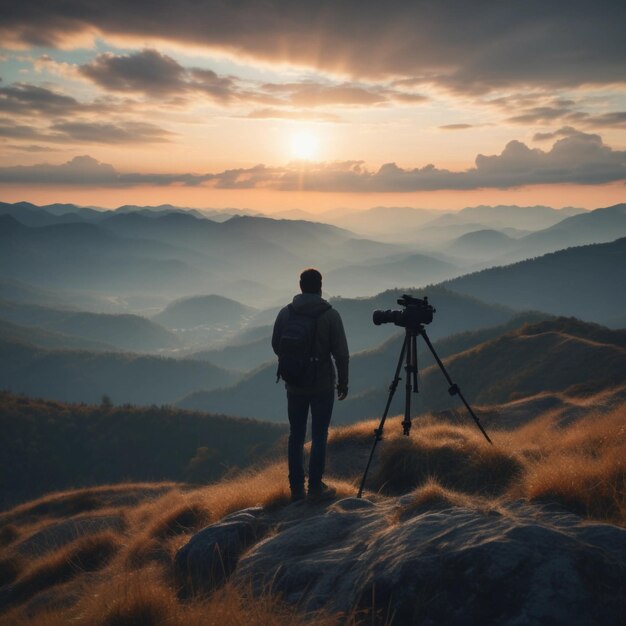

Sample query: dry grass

[345,394,626,526]
[0,482,180,529]
[0,392,624,625]
[369,420,523,496]
[3,532,121,610]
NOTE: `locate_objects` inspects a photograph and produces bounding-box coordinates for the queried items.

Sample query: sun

[291,131,318,160]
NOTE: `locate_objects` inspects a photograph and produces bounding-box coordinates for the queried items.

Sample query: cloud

[502,97,626,131]
[2,131,624,190]
[77,50,427,110]
[533,126,581,142]
[79,49,187,95]
[0,83,81,115]
[585,111,626,129]
[0,117,172,144]
[2,1,625,92]
[79,49,238,103]
[0,155,121,185]
[439,124,473,130]
[49,121,173,143]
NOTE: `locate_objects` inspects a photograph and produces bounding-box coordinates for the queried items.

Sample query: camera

[372,294,435,328]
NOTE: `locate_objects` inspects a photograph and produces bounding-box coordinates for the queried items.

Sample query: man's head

[300,268,322,295]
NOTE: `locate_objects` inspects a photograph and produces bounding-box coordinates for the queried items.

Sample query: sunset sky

[1,1,625,211]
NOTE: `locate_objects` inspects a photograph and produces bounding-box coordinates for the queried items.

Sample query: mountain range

[443,236,626,326]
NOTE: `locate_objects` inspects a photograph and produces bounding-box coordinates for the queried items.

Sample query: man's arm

[329,310,349,399]
[271,307,286,355]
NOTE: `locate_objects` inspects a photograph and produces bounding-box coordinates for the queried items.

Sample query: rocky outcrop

[175,498,626,625]
[174,507,266,595]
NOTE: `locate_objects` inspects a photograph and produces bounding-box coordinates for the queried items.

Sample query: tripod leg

[418,328,493,445]
[357,333,408,498]
[402,331,417,436]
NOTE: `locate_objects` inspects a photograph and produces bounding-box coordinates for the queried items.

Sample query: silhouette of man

[272,268,349,502]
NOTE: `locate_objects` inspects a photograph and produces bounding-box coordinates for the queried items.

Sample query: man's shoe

[307,481,337,501]
[290,488,305,503]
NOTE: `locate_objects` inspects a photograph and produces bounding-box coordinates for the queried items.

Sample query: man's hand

[337,385,348,401]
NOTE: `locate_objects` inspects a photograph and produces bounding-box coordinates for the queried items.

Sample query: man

[272,268,349,502]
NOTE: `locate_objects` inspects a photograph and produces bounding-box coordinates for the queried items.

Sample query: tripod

[357,324,492,498]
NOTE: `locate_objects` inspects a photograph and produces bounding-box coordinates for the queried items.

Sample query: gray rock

[230,499,626,625]
[174,510,266,595]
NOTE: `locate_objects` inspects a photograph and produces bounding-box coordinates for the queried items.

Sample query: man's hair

[300,268,322,294]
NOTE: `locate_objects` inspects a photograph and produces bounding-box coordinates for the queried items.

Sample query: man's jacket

[272,293,349,395]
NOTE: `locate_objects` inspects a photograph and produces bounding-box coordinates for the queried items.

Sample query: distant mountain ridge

[153,294,257,329]
[0,299,179,352]
[441,237,626,326]
[0,337,238,406]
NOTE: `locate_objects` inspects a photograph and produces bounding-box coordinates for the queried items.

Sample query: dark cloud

[2,1,624,92]
[77,51,427,109]
[0,120,45,139]
[533,126,581,142]
[49,121,173,143]
[585,112,626,129]
[0,155,121,185]
[505,97,626,130]
[0,117,172,145]
[79,49,188,95]
[2,131,624,190]
[0,83,80,115]
[79,49,237,102]
[507,106,588,125]
[440,124,473,130]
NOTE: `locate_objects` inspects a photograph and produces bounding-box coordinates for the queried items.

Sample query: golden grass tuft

[75,566,362,626]
[149,502,212,540]
[8,531,121,608]
[524,448,625,521]
[372,427,522,496]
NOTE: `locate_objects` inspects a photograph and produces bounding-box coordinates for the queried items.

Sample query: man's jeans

[287,389,334,491]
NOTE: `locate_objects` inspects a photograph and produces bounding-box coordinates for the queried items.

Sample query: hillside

[0,215,207,296]
[0,319,117,352]
[0,392,286,510]
[325,253,460,297]
[177,312,547,421]
[448,229,515,260]
[190,335,273,371]
[511,202,626,259]
[0,300,180,352]
[341,317,626,422]
[153,294,257,329]
[180,316,626,423]
[0,387,623,625]
[442,237,626,326]
[0,339,238,406]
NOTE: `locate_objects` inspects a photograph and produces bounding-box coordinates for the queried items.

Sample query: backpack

[276,304,331,386]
